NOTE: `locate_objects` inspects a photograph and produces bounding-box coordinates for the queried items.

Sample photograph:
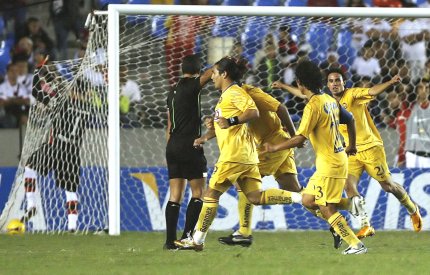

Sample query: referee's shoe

[218,231,253,247]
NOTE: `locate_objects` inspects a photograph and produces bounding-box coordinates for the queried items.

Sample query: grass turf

[0,231,429,274]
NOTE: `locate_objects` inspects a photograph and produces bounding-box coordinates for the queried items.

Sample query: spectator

[17,17,55,59]
[405,79,430,168]
[278,26,298,60]
[0,63,30,127]
[13,53,33,104]
[13,37,34,67]
[229,41,245,60]
[397,18,430,82]
[282,43,311,85]
[320,51,347,76]
[351,40,381,80]
[255,44,283,101]
[0,0,27,35]
[119,64,142,127]
[165,0,213,87]
[424,59,430,81]
[50,0,83,60]
[253,33,277,72]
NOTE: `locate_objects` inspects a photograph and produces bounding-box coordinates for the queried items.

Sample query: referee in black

[164,54,212,250]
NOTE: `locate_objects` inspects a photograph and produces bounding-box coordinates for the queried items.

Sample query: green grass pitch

[1,231,429,274]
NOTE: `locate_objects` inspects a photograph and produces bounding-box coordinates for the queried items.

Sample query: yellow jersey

[337,88,383,152]
[297,93,347,178]
[242,85,290,146]
[214,84,259,164]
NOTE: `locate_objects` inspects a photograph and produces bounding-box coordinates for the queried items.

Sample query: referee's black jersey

[167,77,202,138]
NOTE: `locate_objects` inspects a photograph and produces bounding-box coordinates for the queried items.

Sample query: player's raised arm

[368,75,401,96]
[271,80,307,99]
[339,105,357,156]
[199,66,213,87]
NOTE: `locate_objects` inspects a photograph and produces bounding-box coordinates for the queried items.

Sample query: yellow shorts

[258,149,297,178]
[348,145,391,182]
[209,162,262,194]
[303,173,345,206]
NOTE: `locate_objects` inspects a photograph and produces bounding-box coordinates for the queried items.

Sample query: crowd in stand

[0,0,430,167]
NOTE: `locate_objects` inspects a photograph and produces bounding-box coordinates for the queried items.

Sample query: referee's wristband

[227,116,240,126]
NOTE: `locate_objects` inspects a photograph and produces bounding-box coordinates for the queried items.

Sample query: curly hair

[295,60,323,93]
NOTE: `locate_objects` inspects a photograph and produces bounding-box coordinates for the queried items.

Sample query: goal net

[1,5,429,234]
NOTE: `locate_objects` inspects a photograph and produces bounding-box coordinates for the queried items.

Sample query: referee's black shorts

[166,135,207,180]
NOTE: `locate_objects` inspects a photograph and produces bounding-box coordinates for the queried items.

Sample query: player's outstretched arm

[339,106,357,156]
[271,81,307,99]
[276,104,296,137]
[262,134,306,153]
[368,75,401,96]
[217,108,259,129]
[200,67,214,87]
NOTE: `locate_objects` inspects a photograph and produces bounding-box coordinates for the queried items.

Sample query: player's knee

[302,195,316,209]
[246,191,261,205]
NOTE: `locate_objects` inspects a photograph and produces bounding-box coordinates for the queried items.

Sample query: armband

[227,116,240,126]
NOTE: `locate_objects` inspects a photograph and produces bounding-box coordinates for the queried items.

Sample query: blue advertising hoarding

[0,167,429,231]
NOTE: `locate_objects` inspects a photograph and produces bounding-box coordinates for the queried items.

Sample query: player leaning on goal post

[174,56,301,251]
[16,62,94,233]
[326,68,423,236]
[164,54,213,250]
[263,60,367,255]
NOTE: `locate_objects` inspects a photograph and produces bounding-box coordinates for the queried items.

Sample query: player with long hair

[174,56,301,251]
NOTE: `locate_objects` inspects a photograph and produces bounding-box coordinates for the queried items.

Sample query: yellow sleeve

[231,90,258,112]
[296,101,319,139]
[244,85,280,112]
[350,87,374,105]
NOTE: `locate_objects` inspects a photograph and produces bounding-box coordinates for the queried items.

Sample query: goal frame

[106,4,430,235]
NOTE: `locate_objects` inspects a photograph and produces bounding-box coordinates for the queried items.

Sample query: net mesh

[1,11,429,233]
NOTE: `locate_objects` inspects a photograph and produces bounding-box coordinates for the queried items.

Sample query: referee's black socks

[165,201,181,245]
[181,198,203,240]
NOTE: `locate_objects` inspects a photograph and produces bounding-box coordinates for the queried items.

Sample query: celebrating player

[263,60,367,255]
[164,55,212,250]
[174,56,301,251]
[210,83,301,246]
[326,68,423,237]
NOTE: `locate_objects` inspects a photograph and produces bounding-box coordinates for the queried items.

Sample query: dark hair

[295,60,323,93]
[182,54,200,75]
[215,56,248,83]
[326,67,346,82]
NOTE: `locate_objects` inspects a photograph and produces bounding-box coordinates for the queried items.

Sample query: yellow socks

[193,197,219,245]
[399,193,417,214]
[328,212,361,248]
[259,188,293,204]
[238,191,253,237]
